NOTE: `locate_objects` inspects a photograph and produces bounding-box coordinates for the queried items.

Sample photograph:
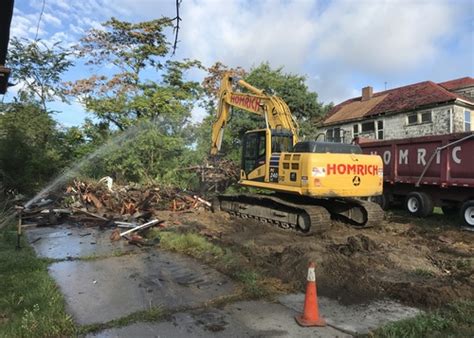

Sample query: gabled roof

[322,78,474,126]
[438,77,474,91]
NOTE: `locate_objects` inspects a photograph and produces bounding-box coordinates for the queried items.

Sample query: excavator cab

[241,128,294,180]
[242,130,266,176]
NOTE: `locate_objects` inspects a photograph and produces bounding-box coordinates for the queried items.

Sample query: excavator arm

[210,72,299,155]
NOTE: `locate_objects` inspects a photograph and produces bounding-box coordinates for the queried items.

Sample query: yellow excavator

[211,73,384,234]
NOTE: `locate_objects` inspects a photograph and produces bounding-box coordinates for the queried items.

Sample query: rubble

[184,158,239,192]
[18,178,212,245]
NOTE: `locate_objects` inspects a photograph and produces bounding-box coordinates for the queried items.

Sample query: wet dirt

[156,209,474,309]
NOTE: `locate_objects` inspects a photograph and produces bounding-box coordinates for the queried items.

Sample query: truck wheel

[460,200,474,227]
[441,206,458,216]
[405,192,433,217]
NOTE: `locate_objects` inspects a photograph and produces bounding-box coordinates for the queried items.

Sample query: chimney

[361,86,373,101]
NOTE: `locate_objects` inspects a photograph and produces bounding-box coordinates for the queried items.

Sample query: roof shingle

[322,78,474,126]
[438,77,474,91]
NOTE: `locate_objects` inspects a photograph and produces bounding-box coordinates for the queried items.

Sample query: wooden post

[15,206,23,249]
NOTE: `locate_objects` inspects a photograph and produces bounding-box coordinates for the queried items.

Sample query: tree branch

[171,0,182,56]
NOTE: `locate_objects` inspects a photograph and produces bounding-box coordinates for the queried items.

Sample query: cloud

[9,0,473,123]
[42,12,62,27]
[10,10,38,39]
[177,0,318,72]
[313,0,462,74]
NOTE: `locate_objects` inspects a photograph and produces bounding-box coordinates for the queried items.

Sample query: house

[318,77,474,143]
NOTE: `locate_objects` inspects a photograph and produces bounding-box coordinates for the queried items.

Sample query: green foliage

[0,102,66,194]
[79,306,165,335]
[374,301,474,338]
[243,62,331,138]
[8,38,73,110]
[65,18,205,185]
[0,228,76,336]
[3,18,332,193]
[157,231,224,258]
[1,37,80,195]
[70,18,203,131]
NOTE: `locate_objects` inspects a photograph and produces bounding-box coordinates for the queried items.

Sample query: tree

[8,38,73,110]
[0,102,64,193]
[1,38,77,194]
[68,18,202,131]
[243,62,329,138]
[68,18,203,183]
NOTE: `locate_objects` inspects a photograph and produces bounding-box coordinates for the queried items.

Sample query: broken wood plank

[72,207,109,221]
[119,219,161,237]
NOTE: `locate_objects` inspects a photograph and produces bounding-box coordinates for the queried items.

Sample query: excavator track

[216,194,331,234]
[320,197,385,228]
[215,193,384,234]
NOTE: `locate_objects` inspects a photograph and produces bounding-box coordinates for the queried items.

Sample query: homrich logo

[230,94,261,112]
[327,164,379,176]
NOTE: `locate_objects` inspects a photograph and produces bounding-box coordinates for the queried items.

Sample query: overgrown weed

[373,301,474,338]
[0,227,76,336]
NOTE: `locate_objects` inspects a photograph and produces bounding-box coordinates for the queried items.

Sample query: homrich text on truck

[356,132,474,227]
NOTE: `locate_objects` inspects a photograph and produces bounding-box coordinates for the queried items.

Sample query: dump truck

[356,132,474,226]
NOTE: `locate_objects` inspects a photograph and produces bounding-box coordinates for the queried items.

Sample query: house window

[377,120,384,140]
[361,121,375,133]
[326,129,333,142]
[465,110,472,131]
[326,128,341,142]
[421,111,432,123]
[353,124,359,138]
[407,113,418,125]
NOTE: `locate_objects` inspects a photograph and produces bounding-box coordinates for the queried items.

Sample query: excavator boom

[211,73,298,155]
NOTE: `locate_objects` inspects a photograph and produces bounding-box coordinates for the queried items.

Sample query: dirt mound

[168,210,474,309]
[329,234,378,256]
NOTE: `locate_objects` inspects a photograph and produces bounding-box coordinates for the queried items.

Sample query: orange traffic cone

[295,262,326,327]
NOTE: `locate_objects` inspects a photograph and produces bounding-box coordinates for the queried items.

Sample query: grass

[158,231,224,258]
[79,249,136,261]
[455,258,472,270]
[372,301,474,338]
[412,268,435,278]
[0,227,76,337]
[79,306,165,334]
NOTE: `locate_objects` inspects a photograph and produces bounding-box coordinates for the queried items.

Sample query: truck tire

[460,200,474,227]
[405,192,433,217]
[441,206,458,216]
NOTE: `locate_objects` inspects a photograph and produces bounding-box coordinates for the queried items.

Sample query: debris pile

[18,177,212,245]
[185,159,239,192]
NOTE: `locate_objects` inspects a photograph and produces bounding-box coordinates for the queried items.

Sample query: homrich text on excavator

[210,73,384,234]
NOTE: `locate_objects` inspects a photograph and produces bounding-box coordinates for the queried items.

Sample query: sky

[5,0,474,127]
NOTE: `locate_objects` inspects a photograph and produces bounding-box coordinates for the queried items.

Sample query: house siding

[453,86,474,100]
[320,104,468,143]
[453,104,473,132]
